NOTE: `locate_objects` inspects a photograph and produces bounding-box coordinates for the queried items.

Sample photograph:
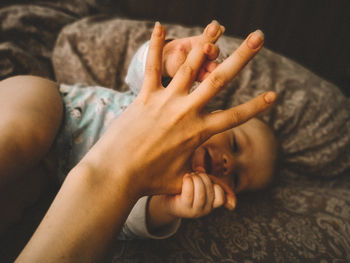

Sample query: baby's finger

[191,30,265,108]
[204,61,219,73]
[213,184,225,208]
[197,61,219,82]
[209,175,237,210]
[180,174,195,208]
[202,20,224,43]
[198,173,215,209]
[168,42,207,93]
[142,22,165,92]
[192,173,207,209]
[204,43,220,61]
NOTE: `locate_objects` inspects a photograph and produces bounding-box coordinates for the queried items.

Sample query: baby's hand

[164,172,226,218]
[162,20,225,82]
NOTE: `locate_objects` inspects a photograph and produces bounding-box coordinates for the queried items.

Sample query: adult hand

[83,21,276,210]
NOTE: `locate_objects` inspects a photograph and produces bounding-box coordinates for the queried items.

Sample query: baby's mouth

[192,147,213,174]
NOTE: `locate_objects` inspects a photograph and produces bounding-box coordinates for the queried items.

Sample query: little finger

[213,184,225,208]
[192,173,207,209]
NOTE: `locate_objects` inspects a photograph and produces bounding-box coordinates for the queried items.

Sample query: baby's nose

[222,153,237,175]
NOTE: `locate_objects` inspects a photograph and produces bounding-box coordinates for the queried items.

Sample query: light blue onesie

[53,41,180,240]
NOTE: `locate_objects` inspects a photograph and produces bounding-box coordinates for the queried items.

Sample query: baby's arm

[146,172,225,235]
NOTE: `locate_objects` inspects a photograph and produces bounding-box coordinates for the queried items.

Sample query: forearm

[16,163,139,263]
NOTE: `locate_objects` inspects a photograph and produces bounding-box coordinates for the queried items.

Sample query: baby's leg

[0,76,63,233]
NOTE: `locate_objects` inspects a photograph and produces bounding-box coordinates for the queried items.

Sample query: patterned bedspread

[0,2,350,262]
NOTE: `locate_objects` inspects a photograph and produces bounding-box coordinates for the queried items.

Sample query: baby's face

[192,118,277,193]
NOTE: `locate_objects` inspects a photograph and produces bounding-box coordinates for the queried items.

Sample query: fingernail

[264,91,277,104]
[154,21,162,36]
[220,25,226,34]
[247,29,264,49]
[226,200,236,211]
[208,20,220,37]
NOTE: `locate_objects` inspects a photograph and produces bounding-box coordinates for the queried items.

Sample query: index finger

[142,22,166,92]
[190,30,265,108]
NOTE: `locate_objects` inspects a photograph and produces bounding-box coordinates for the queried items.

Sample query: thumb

[209,175,237,210]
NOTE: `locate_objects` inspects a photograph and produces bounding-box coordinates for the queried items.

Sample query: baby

[0,21,277,239]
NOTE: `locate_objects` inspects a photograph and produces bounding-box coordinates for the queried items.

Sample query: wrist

[76,153,140,202]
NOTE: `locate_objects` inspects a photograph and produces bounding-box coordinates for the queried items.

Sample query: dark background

[115,0,350,96]
[1,0,349,96]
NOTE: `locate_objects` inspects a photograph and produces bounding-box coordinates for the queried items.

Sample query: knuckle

[235,48,247,61]
[207,73,225,89]
[230,110,243,125]
[148,43,160,54]
[145,64,161,75]
[180,64,195,78]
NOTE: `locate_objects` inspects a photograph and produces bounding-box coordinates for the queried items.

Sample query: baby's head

[192,118,278,193]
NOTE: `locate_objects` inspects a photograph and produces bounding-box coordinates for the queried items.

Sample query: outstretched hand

[84,21,276,210]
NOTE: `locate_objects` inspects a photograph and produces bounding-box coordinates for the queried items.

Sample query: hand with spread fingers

[17,21,276,262]
[89,21,275,203]
[80,21,275,208]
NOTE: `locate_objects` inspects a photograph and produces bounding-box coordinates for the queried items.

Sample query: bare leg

[0,76,63,233]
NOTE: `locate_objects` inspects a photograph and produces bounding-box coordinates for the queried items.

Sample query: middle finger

[190,30,265,108]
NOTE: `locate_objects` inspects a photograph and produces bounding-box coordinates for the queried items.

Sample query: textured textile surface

[0,2,349,262]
